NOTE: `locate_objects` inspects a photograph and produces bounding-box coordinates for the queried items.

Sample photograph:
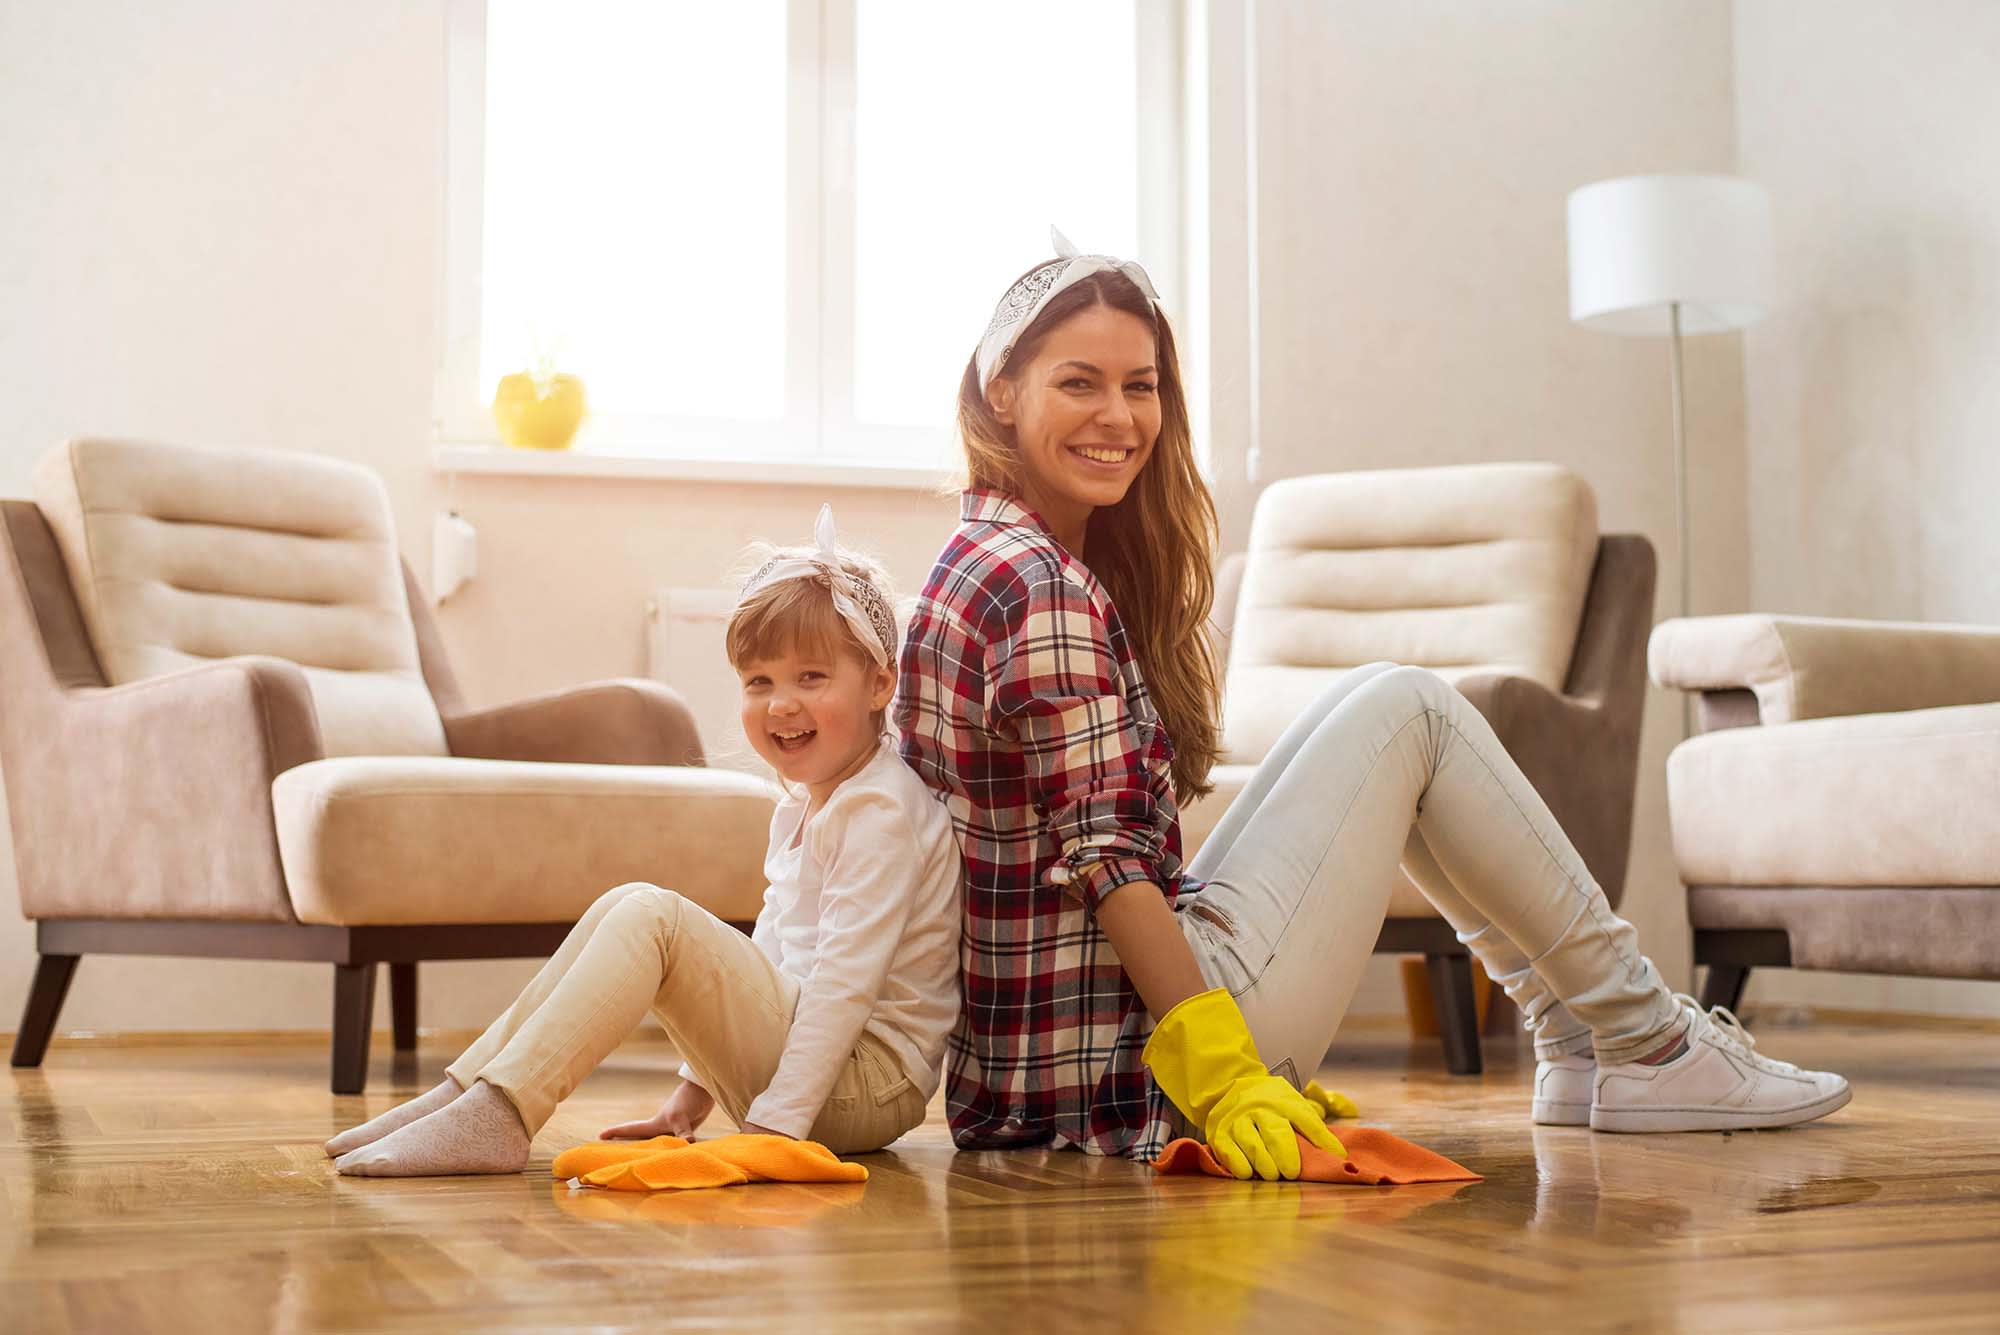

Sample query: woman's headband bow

[974,226,1162,390]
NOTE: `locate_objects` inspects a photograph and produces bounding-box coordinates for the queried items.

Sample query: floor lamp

[1566,173,1775,730]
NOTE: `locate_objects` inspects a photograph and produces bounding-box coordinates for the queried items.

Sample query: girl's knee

[602,882,686,929]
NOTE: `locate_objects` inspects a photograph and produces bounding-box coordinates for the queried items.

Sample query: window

[440,0,1181,474]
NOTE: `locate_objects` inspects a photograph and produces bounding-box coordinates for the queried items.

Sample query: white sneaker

[1590,996,1851,1133]
[1531,1053,1594,1126]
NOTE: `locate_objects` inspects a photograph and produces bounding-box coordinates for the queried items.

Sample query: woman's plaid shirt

[896,489,1199,1159]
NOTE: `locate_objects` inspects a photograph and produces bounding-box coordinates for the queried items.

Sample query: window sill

[433,443,953,492]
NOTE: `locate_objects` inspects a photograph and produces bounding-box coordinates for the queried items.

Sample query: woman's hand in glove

[1143,988,1346,1181]
[1204,1073,1347,1180]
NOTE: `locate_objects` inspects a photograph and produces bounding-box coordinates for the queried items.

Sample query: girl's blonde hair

[956,268,1221,803]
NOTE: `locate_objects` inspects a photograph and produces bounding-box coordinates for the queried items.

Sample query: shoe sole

[1530,1097,1591,1126]
[1590,1082,1851,1134]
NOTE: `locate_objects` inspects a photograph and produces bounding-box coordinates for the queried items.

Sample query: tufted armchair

[1190,463,1656,1073]
[3,439,776,1092]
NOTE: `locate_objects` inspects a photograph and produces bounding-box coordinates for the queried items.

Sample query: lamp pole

[1669,300,1692,735]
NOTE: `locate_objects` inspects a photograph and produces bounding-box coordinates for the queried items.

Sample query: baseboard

[1740,1003,2000,1035]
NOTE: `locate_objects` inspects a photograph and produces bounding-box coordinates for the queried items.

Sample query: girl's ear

[985,376,1018,426]
[868,662,897,712]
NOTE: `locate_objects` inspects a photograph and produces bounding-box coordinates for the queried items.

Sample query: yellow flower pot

[492,371,587,450]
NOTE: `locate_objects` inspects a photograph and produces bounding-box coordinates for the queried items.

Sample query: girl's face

[984,302,1162,546]
[737,640,896,803]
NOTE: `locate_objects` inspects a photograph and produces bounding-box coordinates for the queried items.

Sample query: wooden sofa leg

[332,963,378,1095]
[10,953,81,1068]
[389,962,418,1052]
[1426,952,1484,1075]
[1700,964,1750,1013]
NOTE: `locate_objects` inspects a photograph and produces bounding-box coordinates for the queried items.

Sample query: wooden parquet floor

[3,1012,1998,1334]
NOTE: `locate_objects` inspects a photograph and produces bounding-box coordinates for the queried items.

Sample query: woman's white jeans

[1181,663,1680,1073]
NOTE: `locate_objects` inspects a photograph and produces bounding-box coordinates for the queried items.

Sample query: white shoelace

[1672,993,1802,1075]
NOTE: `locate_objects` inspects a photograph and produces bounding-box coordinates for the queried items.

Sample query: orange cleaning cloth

[553,1133,870,1192]
[1154,1126,1481,1185]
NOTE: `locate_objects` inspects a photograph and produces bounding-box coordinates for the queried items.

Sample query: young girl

[326,508,961,1176]
[897,231,1848,1181]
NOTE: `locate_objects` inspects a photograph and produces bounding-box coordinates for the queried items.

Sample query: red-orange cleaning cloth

[1154,1126,1482,1185]
[553,1133,870,1192]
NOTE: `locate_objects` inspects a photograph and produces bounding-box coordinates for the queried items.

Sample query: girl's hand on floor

[599,1081,715,1140]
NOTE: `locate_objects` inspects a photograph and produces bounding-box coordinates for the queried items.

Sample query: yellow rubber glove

[1302,1079,1359,1120]
[1142,988,1346,1181]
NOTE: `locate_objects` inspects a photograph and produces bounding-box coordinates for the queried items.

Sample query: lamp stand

[1669,300,1692,736]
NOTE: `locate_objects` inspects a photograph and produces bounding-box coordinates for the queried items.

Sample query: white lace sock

[334,1079,531,1177]
[323,1076,464,1157]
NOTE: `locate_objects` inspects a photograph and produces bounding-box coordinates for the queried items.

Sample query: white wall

[1733,0,2000,1018]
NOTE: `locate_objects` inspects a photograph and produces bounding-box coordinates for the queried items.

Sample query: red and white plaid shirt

[896,489,1200,1159]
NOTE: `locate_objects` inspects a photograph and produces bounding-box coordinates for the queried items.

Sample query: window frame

[436,0,1187,477]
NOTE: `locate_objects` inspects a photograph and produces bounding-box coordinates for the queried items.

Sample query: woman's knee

[1346,662,1456,720]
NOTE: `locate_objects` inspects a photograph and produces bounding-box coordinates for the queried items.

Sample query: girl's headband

[737,504,897,668]
[974,226,1162,391]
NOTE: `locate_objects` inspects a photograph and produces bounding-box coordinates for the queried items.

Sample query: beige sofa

[3,439,776,1092]
[1650,613,2000,1008]
[1191,463,1656,1073]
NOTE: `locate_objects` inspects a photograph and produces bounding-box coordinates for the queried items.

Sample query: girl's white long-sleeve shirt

[683,736,962,1139]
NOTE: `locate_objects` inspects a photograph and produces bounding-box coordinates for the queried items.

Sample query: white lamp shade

[1567,174,1774,336]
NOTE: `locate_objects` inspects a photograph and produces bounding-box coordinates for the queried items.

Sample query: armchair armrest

[442,678,705,766]
[7,655,321,921]
[1648,615,2000,726]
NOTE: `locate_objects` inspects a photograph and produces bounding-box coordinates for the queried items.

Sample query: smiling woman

[894,234,1850,1179]
[954,239,1218,803]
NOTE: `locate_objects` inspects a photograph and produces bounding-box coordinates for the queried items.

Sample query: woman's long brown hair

[956,267,1221,803]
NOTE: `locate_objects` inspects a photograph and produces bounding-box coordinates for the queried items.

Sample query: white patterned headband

[737,504,897,668]
[975,225,1163,390]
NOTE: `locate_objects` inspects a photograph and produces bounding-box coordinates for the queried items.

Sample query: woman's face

[985,303,1162,542]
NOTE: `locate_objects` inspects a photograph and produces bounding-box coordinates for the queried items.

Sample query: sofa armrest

[1453,672,1636,908]
[1648,614,2000,726]
[442,678,706,766]
[8,655,321,920]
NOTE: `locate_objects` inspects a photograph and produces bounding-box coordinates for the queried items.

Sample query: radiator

[645,587,762,774]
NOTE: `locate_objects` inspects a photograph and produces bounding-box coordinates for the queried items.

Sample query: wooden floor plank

[3,1013,1996,1333]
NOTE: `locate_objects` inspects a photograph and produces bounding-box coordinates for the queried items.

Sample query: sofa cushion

[273,757,779,925]
[1668,702,2000,887]
[1181,763,1440,920]
[1224,463,1597,762]
[33,438,446,758]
